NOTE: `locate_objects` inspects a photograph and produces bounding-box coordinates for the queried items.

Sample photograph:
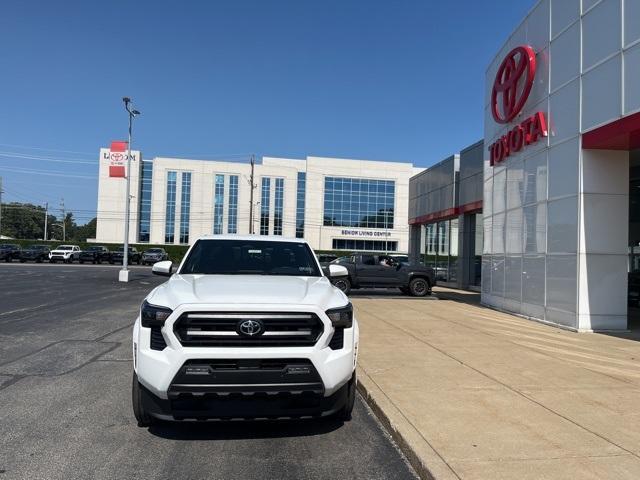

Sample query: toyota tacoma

[330,253,435,296]
[132,235,358,425]
[49,244,81,263]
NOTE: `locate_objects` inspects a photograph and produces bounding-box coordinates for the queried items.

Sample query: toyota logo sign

[491,45,536,124]
[488,45,548,167]
[238,319,264,336]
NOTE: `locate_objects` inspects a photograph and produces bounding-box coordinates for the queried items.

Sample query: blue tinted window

[165,171,177,243]
[323,177,395,229]
[179,172,191,244]
[332,239,397,251]
[213,174,224,235]
[260,177,270,235]
[228,175,238,234]
[138,160,153,242]
[274,178,284,235]
[296,172,306,238]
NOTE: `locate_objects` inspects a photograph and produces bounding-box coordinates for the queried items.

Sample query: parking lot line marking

[0,303,52,317]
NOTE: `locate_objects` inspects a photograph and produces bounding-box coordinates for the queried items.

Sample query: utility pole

[248,154,255,234]
[0,177,3,239]
[60,198,66,242]
[44,202,48,241]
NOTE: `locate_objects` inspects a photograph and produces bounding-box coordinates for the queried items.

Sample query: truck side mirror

[328,264,348,278]
[152,260,173,277]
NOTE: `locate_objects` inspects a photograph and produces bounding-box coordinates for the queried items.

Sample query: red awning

[582,111,640,150]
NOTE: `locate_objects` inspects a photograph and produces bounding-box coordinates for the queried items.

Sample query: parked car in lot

[141,248,169,265]
[0,244,21,262]
[132,235,358,425]
[111,246,141,265]
[329,253,435,296]
[49,245,81,263]
[19,245,50,263]
[79,246,111,264]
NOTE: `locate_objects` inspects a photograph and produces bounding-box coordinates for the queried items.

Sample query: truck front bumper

[133,305,359,420]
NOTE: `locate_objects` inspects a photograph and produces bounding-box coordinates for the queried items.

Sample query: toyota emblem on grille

[238,319,264,336]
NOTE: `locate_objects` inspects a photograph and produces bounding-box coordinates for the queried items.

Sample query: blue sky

[0,0,532,223]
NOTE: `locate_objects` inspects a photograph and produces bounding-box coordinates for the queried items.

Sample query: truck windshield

[180,239,321,277]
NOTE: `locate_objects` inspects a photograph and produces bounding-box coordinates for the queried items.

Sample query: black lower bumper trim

[168,382,325,397]
[140,380,350,421]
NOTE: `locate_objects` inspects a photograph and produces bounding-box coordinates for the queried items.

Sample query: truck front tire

[132,372,156,427]
[333,277,351,295]
[409,277,430,297]
[336,372,356,421]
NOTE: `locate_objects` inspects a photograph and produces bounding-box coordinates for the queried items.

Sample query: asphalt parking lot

[0,263,417,480]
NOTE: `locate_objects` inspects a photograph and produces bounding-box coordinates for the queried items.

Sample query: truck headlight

[325,303,353,328]
[141,300,172,328]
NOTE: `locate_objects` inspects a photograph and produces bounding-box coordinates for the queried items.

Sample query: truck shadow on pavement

[147,418,344,440]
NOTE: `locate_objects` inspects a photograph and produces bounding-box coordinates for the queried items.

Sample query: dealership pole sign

[489,45,548,166]
[105,140,133,177]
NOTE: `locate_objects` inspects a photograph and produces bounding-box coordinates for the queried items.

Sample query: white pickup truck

[49,245,81,263]
[132,235,358,425]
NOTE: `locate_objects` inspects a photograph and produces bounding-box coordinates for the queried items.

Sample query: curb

[357,368,460,480]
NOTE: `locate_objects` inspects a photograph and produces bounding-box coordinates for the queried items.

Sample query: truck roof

[196,234,308,244]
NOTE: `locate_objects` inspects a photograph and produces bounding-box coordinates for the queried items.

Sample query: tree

[0,202,95,241]
[74,218,97,242]
[0,203,54,240]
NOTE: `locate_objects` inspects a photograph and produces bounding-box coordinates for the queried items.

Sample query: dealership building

[94,150,420,252]
[410,0,640,331]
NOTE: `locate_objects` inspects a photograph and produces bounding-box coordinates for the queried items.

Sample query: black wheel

[408,277,430,297]
[4,257,10,263]
[132,372,156,427]
[20,259,26,263]
[333,277,351,295]
[109,259,114,264]
[136,258,141,265]
[50,259,55,263]
[79,259,84,264]
[97,258,101,264]
[336,373,356,422]
[36,258,43,263]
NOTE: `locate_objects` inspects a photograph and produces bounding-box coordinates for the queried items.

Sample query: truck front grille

[174,312,324,347]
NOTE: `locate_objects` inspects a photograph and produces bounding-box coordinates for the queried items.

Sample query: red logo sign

[491,45,536,124]
[489,112,548,166]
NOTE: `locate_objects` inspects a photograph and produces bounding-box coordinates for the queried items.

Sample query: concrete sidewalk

[352,287,640,480]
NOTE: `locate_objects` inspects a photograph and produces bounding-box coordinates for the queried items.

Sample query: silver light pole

[119,97,141,283]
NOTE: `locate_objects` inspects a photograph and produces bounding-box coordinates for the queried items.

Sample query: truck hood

[147,274,348,311]
[50,250,72,254]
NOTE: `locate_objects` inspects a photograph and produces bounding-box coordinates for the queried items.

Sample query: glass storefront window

[421,217,469,284]
[473,214,483,286]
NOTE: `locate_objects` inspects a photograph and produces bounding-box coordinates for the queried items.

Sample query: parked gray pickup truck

[328,254,435,296]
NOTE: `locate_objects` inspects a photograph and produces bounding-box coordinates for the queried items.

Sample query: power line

[0,152,96,165]
[0,166,97,179]
[0,142,94,156]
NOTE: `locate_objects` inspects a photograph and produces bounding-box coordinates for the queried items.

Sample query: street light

[119,97,141,283]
